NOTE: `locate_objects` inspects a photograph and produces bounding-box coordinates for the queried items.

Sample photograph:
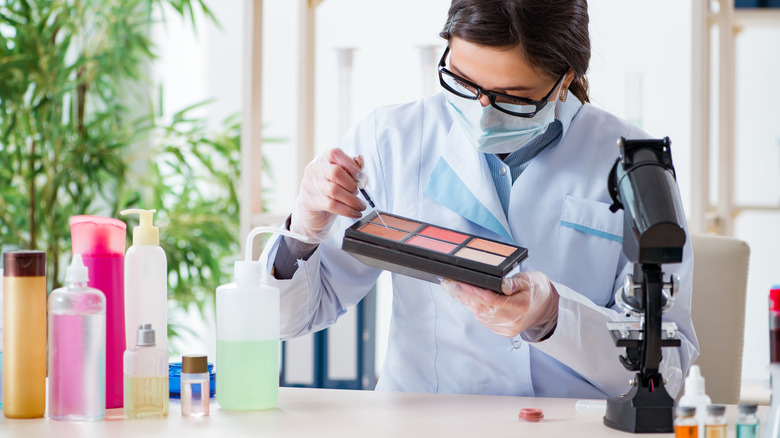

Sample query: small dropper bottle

[678,365,711,438]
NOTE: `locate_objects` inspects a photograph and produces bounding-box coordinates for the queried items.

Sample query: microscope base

[603,375,674,433]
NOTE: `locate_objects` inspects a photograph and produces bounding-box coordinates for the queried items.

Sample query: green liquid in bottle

[736,423,758,438]
[217,339,278,410]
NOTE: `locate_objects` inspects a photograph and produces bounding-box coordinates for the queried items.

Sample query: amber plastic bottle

[2,251,47,418]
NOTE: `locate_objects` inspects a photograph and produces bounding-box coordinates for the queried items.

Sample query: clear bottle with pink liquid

[48,254,106,421]
[70,215,127,409]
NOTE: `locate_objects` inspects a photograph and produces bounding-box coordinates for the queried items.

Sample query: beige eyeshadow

[466,238,516,256]
[455,247,505,266]
[359,223,409,241]
[370,214,420,232]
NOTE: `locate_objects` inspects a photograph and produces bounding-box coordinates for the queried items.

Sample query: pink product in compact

[341,211,528,294]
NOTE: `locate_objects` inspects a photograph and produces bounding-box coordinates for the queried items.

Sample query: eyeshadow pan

[371,214,420,232]
[419,226,468,244]
[359,223,408,241]
[407,235,457,254]
[455,247,505,266]
[467,238,516,256]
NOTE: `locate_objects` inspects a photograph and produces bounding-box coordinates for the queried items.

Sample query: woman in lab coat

[261,0,698,398]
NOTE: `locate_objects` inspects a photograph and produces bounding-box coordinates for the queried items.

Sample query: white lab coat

[260,93,699,399]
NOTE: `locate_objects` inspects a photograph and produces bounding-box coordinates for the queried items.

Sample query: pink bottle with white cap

[70,215,127,408]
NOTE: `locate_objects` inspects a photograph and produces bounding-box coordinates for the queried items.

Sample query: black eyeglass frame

[438,45,566,118]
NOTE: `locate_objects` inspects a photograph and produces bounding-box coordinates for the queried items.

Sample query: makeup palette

[341,211,528,294]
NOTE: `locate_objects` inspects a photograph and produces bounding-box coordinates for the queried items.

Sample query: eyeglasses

[438,45,565,118]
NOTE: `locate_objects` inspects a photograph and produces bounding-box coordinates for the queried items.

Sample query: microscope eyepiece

[607,137,686,264]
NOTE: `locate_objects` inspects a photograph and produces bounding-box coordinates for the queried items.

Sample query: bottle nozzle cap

[684,365,706,394]
[65,254,89,283]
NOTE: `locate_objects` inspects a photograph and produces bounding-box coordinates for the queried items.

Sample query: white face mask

[445,90,558,154]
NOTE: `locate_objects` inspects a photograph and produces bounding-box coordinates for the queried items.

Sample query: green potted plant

[0,0,256,349]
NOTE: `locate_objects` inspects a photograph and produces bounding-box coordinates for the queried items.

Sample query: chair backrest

[689,233,750,404]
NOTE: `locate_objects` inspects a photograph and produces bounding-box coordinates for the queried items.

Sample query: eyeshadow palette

[341,211,528,294]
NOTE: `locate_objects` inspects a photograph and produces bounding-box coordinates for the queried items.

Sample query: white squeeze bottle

[121,209,168,353]
[216,227,311,410]
[678,365,711,438]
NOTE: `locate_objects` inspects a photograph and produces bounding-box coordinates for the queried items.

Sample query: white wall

[733,25,780,389]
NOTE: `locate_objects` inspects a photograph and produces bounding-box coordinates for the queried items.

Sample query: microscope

[603,137,687,433]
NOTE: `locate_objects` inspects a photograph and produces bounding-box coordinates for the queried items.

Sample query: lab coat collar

[424,120,514,242]
[555,95,583,145]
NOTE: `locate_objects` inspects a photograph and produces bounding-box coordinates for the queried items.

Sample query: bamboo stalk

[29,139,36,250]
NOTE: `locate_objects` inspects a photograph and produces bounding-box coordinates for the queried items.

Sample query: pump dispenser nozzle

[120,209,159,246]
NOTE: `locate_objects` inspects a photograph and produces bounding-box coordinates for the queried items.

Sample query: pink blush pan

[419,226,468,244]
[406,235,457,254]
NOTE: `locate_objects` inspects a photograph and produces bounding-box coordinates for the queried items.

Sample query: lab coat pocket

[558,195,624,306]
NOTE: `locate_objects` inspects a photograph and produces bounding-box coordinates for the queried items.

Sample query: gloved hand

[290,148,368,242]
[441,271,560,340]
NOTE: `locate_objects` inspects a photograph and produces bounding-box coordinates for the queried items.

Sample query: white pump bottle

[122,209,168,353]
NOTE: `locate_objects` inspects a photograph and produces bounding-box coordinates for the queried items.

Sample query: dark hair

[440,0,591,103]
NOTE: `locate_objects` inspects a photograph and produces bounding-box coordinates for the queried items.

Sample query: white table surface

[0,387,767,438]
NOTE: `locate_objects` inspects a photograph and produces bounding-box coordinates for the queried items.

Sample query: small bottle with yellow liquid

[704,405,727,438]
[123,324,168,418]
